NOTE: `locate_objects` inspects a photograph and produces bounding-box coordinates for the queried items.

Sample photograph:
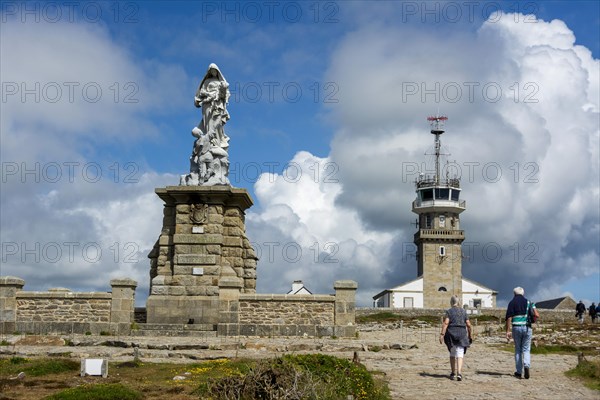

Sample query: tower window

[451,190,460,201]
[425,214,432,228]
[435,188,449,200]
[421,189,433,201]
[438,286,447,291]
[439,246,446,256]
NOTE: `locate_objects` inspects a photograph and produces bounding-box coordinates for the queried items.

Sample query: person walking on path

[589,303,597,324]
[440,295,473,381]
[576,300,586,324]
[506,286,539,379]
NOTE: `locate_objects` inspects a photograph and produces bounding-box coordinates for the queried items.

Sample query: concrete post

[110,278,137,334]
[0,276,25,334]
[334,280,358,337]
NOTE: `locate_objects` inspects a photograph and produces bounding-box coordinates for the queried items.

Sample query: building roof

[286,280,313,295]
[461,277,498,294]
[535,296,576,309]
[372,277,423,300]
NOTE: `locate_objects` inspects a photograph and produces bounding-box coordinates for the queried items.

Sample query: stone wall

[219,279,358,337]
[0,276,137,335]
[238,296,335,326]
[357,307,576,323]
[16,292,111,322]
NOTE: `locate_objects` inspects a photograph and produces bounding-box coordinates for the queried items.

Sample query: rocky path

[358,329,596,400]
[1,325,598,399]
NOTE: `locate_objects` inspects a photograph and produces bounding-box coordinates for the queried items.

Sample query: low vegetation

[0,355,390,400]
[45,383,143,400]
[356,312,440,326]
[195,354,389,400]
[566,358,600,391]
[0,356,79,377]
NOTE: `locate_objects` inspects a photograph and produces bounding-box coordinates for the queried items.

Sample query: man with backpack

[506,286,539,379]
[589,303,597,324]
[576,300,586,324]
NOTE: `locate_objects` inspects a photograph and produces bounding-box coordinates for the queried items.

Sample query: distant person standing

[439,295,472,381]
[589,303,597,324]
[576,300,586,324]
[506,287,539,379]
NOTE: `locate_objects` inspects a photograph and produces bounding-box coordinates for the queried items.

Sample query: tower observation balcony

[412,175,466,214]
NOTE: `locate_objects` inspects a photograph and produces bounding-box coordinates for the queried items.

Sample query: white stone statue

[180,63,231,186]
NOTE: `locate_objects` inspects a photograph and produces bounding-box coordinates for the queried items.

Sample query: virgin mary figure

[193,63,230,148]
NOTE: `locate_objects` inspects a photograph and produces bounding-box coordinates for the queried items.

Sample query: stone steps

[130,323,217,337]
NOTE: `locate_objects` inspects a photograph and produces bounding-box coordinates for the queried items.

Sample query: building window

[403,297,414,308]
[438,286,447,291]
[439,246,446,256]
[425,214,432,228]
[473,299,482,308]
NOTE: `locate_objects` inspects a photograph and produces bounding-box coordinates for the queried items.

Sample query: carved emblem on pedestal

[190,204,208,225]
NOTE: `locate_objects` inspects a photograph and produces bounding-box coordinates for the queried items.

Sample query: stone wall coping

[334,280,358,290]
[0,276,25,286]
[239,294,335,302]
[110,278,138,288]
[16,291,112,299]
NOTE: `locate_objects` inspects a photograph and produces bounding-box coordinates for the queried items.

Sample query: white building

[373,277,496,308]
[287,280,312,295]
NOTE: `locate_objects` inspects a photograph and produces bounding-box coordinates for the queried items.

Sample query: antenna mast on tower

[427,115,448,184]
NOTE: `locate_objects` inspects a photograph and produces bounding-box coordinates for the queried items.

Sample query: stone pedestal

[146,186,257,325]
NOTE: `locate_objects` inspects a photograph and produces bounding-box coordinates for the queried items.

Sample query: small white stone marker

[80,359,108,378]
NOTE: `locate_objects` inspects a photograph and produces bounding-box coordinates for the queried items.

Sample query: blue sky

[1,1,599,307]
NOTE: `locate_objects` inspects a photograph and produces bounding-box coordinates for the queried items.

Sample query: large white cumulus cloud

[247,151,394,305]
[318,12,599,303]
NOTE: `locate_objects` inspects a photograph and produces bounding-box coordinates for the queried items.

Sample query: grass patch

[24,359,80,377]
[566,359,600,391]
[44,383,143,400]
[472,315,501,322]
[356,312,441,325]
[356,312,401,323]
[496,343,596,356]
[531,344,580,355]
[0,357,79,377]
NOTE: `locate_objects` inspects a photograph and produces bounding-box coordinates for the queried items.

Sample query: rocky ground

[1,322,598,399]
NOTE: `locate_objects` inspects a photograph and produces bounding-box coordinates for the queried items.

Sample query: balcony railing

[415,229,465,240]
[416,177,460,189]
[412,199,466,209]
